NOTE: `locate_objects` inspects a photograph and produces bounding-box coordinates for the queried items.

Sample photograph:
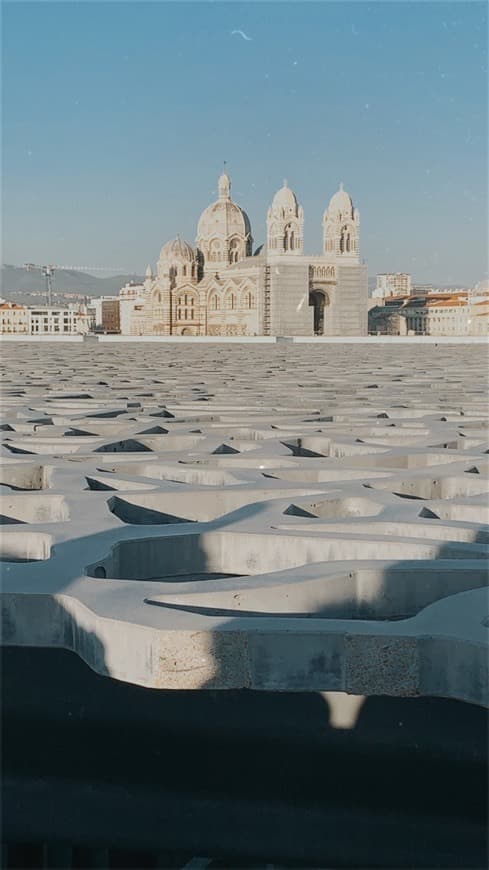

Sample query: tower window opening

[284,223,295,252]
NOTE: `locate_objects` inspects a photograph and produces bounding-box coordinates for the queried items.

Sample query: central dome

[197,198,251,239]
[196,170,253,267]
[197,170,251,240]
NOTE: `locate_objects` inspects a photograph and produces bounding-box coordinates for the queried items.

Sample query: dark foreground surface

[2,647,488,869]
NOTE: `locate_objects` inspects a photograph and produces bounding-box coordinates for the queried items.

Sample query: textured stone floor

[1,342,488,705]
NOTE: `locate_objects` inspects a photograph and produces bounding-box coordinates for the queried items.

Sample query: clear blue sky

[3,1,488,285]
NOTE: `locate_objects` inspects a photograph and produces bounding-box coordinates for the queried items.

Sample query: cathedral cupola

[322,182,360,260]
[267,180,304,254]
[196,168,253,270]
[157,235,198,287]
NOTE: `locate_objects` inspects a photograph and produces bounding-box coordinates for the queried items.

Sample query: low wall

[292,335,489,344]
[0,334,486,345]
[0,334,84,343]
[98,335,277,344]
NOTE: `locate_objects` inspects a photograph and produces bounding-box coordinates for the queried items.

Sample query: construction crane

[23,263,130,306]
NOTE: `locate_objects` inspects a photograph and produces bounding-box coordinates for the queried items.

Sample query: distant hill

[1,264,143,297]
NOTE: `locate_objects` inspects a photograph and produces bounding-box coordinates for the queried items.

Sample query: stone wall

[333,263,368,335]
[269,259,313,336]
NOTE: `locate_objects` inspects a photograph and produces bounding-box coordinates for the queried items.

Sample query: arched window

[340,225,351,253]
[247,292,254,309]
[229,239,240,264]
[227,293,236,310]
[210,294,219,310]
[284,223,294,251]
[183,266,187,276]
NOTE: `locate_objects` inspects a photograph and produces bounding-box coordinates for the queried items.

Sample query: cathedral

[119,170,368,336]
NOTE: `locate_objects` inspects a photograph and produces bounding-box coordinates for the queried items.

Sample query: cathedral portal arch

[309,289,330,335]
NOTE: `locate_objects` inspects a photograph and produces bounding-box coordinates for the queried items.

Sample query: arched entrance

[309,289,330,335]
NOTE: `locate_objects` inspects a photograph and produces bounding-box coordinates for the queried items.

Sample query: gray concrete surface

[1,341,488,705]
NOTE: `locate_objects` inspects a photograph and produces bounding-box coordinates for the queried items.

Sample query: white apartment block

[119,282,147,335]
[373,273,412,299]
[0,302,30,334]
[29,306,89,335]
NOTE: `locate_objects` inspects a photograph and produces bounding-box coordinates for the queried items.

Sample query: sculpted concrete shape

[0,341,488,707]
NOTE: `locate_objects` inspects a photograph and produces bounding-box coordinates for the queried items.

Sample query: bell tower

[322,183,360,261]
[267,180,304,254]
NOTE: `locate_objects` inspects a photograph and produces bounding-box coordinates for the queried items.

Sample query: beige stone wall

[268,258,313,335]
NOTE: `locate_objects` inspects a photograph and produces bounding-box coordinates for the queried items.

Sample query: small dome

[327,182,354,217]
[271,180,298,212]
[160,236,195,262]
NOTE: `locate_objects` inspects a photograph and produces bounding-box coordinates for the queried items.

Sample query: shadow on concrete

[2,523,488,867]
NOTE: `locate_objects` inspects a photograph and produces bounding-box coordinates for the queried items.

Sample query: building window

[229,240,240,264]
[177,294,196,321]
[284,224,295,252]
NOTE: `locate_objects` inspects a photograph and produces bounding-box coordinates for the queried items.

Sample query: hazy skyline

[3,1,488,285]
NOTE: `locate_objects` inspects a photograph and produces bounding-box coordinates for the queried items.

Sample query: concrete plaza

[1,341,488,706]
